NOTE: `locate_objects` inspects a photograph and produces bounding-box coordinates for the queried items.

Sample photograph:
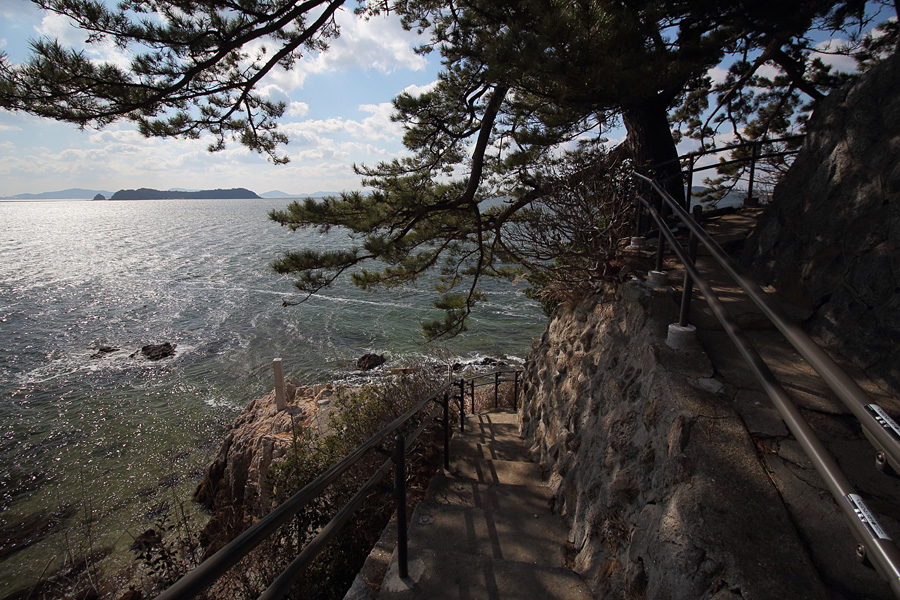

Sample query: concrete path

[376,410,593,600]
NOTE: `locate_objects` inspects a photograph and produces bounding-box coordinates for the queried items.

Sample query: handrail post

[458,379,465,432]
[655,201,668,272]
[685,160,694,210]
[442,391,450,471]
[394,433,408,580]
[513,371,519,411]
[634,198,645,236]
[471,379,475,414]
[747,141,759,204]
[679,205,703,327]
[494,372,500,409]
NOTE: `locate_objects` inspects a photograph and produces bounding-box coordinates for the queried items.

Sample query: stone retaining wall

[519,281,827,599]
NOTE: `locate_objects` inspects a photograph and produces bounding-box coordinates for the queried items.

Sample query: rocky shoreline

[192,379,355,554]
[189,354,519,557]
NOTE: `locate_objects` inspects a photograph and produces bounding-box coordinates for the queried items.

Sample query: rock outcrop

[90,345,119,359]
[743,51,900,391]
[357,353,386,371]
[193,381,349,552]
[520,281,830,599]
[134,342,176,361]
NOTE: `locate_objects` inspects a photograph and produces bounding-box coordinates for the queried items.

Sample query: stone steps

[374,410,593,600]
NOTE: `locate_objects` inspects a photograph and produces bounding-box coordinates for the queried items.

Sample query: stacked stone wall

[519,282,827,599]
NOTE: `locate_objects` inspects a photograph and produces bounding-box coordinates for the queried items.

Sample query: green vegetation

[2,1,896,335]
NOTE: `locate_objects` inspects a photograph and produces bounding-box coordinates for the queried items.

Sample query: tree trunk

[623,101,685,209]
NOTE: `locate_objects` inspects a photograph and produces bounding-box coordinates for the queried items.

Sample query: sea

[0,197,547,595]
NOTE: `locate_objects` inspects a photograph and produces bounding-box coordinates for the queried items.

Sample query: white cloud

[288,102,310,117]
[400,80,439,97]
[259,86,309,116]
[259,84,290,104]
[755,63,781,82]
[36,11,131,69]
[317,10,426,73]
[36,12,82,47]
[283,102,402,142]
[708,66,728,85]
[264,10,427,92]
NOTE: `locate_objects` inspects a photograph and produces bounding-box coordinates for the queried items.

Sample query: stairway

[375,410,593,600]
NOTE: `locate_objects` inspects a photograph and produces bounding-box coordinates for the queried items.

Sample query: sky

[0,1,442,196]
[0,1,880,197]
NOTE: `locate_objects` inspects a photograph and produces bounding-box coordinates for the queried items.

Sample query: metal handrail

[637,172,900,470]
[645,135,805,210]
[457,369,522,415]
[156,368,522,600]
[634,172,900,597]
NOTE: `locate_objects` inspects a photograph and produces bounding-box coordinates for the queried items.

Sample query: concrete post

[666,323,697,351]
[273,358,285,411]
[648,270,669,288]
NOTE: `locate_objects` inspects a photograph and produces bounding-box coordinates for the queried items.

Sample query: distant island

[2,187,344,200]
[110,187,261,200]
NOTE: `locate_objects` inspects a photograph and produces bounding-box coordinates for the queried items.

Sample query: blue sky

[0,1,441,196]
[0,1,878,197]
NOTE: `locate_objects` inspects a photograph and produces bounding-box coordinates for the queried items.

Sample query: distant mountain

[260,190,343,198]
[5,188,114,200]
[110,187,261,200]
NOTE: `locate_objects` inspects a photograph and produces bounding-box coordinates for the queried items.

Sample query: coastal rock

[90,345,119,359]
[137,342,176,361]
[92,193,106,201]
[194,379,347,552]
[356,353,386,371]
[129,529,162,553]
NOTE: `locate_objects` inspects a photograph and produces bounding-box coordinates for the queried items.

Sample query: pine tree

[2,0,890,337]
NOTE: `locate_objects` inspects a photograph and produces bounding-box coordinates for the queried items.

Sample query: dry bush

[503,147,635,312]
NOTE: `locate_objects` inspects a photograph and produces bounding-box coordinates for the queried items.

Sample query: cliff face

[519,282,828,599]
[743,51,900,391]
[193,382,343,552]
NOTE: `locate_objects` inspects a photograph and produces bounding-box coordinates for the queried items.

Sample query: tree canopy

[3,0,895,337]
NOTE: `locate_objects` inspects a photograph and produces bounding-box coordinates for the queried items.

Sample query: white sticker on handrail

[866,404,900,441]
[847,494,892,541]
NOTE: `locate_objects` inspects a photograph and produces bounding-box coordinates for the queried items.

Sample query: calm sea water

[0,198,546,594]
